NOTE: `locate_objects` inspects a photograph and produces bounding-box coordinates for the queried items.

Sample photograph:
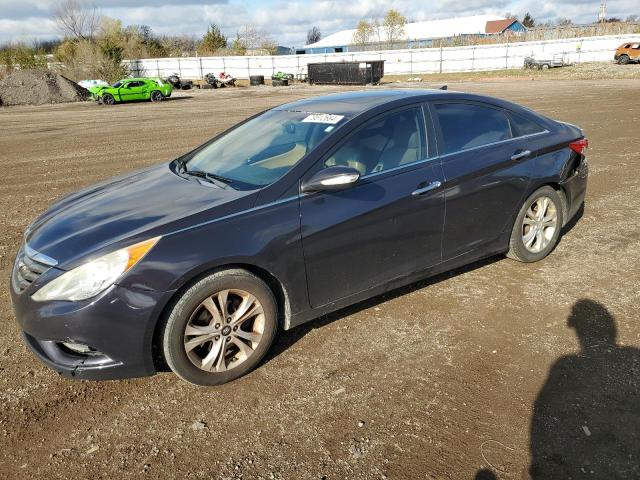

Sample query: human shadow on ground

[475,299,639,479]
[529,299,640,479]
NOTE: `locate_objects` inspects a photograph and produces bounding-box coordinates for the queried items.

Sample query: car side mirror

[301,166,361,193]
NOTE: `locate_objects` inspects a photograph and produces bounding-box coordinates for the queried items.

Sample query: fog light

[60,342,101,356]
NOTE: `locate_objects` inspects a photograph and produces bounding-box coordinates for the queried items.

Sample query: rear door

[300,105,445,307]
[432,101,540,259]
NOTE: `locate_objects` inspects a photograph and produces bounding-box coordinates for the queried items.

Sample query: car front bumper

[11,282,175,380]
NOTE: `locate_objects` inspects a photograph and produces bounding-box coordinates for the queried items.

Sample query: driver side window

[324,107,427,176]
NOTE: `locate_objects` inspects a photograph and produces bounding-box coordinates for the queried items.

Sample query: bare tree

[372,18,383,44]
[236,24,261,50]
[306,26,321,45]
[53,0,100,40]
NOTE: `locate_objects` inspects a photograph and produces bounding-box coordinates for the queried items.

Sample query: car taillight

[569,138,588,154]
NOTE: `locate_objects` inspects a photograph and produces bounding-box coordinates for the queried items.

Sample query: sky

[0,0,637,47]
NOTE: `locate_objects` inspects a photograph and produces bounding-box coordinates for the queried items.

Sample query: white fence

[125,34,640,80]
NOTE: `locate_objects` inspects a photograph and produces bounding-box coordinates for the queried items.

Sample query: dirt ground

[1,79,639,480]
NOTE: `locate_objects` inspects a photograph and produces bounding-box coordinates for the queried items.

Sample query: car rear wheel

[618,54,630,65]
[162,269,277,386]
[101,93,115,105]
[507,186,564,263]
[150,90,164,102]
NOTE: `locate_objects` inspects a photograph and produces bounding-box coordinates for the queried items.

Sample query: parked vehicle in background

[167,74,193,90]
[205,72,236,88]
[524,55,570,70]
[11,90,588,386]
[92,78,172,105]
[614,42,640,64]
[272,71,294,87]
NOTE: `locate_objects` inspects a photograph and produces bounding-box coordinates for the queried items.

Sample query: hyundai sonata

[11,90,588,385]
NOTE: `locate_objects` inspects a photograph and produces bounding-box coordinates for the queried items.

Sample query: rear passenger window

[509,113,545,137]
[434,103,512,154]
[324,107,427,176]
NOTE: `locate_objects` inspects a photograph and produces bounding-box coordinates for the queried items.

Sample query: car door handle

[412,181,442,196]
[511,150,531,161]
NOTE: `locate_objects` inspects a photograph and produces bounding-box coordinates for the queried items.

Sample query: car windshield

[183,110,346,189]
[111,81,122,88]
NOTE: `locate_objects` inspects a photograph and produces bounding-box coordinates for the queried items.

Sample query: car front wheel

[507,186,564,263]
[162,269,278,386]
[101,93,115,105]
[618,54,630,65]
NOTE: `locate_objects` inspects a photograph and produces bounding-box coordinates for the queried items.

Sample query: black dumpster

[308,61,385,85]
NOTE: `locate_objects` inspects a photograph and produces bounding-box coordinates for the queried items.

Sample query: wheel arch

[523,181,569,224]
[503,181,568,245]
[150,262,291,372]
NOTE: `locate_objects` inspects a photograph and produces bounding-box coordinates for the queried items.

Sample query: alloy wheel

[183,289,265,372]
[521,196,558,253]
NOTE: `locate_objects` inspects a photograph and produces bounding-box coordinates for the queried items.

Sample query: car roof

[273,88,557,129]
[275,89,451,117]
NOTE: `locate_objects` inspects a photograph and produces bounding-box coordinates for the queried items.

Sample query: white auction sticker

[302,113,345,125]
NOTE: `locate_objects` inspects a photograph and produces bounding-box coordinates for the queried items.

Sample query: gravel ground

[0,79,639,479]
[0,69,89,106]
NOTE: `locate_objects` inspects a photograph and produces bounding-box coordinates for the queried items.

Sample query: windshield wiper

[176,158,187,172]
[175,159,234,187]
[183,169,234,187]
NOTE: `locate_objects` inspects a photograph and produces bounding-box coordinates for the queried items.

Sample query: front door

[300,105,445,308]
[120,81,146,101]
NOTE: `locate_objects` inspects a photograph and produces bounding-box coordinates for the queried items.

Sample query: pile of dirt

[0,69,90,106]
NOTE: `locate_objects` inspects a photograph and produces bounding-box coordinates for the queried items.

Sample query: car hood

[26,164,256,268]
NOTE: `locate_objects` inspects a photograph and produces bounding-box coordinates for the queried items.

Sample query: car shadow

[262,254,503,366]
[163,96,192,102]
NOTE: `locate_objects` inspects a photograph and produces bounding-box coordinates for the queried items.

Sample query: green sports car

[89,78,172,105]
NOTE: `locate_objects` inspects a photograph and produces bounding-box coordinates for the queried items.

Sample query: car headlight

[32,237,161,302]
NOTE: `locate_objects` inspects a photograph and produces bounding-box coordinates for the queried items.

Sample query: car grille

[12,246,56,293]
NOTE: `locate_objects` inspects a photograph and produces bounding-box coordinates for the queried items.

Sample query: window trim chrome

[437,129,550,160]
[360,130,549,181]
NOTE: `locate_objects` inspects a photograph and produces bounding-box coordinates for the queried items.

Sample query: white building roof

[304,15,506,48]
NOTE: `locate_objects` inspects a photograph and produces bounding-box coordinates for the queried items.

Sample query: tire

[101,93,115,105]
[249,75,265,86]
[150,90,164,102]
[162,269,278,386]
[507,186,564,263]
[541,64,550,70]
[618,55,630,65]
[271,79,289,87]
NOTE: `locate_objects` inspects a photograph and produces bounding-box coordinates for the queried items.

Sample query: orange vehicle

[614,42,640,64]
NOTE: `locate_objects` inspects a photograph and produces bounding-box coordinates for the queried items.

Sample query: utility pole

[598,1,607,23]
